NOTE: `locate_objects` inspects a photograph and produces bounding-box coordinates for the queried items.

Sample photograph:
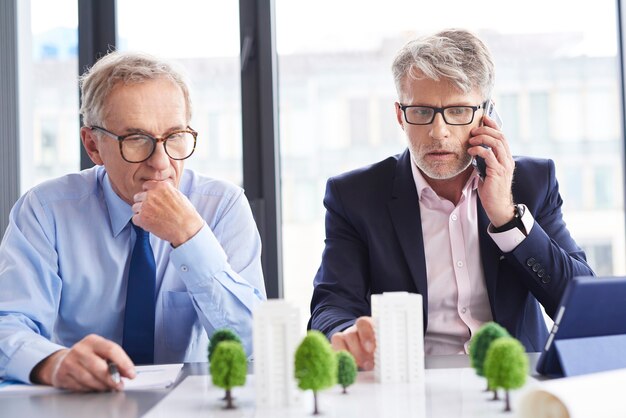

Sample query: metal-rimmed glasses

[398,101,488,126]
[90,126,198,163]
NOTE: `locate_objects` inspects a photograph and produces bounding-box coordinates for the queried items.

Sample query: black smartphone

[472,100,503,180]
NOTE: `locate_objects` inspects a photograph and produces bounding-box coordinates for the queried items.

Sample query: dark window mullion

[78,0,116,170]
[239,0,283,298]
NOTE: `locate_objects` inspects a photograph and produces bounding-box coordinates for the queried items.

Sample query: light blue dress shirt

[0,166,266,383]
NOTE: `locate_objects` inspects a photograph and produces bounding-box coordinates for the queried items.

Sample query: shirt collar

[101,170,134,237]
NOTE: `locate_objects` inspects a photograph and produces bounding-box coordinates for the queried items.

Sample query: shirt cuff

[6,337,65,384]
[487,204,534,253]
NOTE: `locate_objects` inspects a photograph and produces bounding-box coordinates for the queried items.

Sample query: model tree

[210,340,247,409]
[336,350,357,394]
[208,328,242,361]
[294,330,337,415]
[468,321,510,399]
[483,337,528,412]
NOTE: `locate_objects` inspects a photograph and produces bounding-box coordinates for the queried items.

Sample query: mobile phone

[472,100,503,180]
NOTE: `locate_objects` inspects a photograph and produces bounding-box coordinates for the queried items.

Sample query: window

[582,243,614,276]
[22,0,79,192]
[559,165,584,210]
[529,92,550,144]
[277,0,625,326]
[349,98,370,146]
[594,166,616,210]
[497,94,521,146]
[116,0,243,186]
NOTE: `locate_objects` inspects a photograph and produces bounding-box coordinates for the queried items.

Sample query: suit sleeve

[309,178,372,338]
[504,159,594,317]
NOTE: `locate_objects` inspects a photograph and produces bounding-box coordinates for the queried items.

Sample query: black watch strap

[492,204,526,233]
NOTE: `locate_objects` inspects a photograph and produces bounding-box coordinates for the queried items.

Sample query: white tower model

[253,299,302,407]
[372,292,424,383]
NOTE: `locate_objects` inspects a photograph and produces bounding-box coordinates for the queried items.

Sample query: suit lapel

[387,149,429,315]
[477,198,501,316]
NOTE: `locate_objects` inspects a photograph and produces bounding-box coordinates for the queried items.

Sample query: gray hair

[79,51,192,127]
[391,29,495,100]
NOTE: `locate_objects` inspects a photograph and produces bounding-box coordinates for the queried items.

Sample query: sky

[30,0,619,58]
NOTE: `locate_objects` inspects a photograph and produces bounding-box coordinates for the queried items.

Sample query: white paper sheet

[517,368,626,418]
[123,363,183,390]
[0,363,183,394]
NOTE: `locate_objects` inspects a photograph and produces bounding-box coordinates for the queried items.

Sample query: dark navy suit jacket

[309,149,594,352]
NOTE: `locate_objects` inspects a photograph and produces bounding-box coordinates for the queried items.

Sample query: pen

[107,361,121,384]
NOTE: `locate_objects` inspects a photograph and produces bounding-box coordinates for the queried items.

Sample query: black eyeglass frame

[398,100,489,126]
[89,125,198,163]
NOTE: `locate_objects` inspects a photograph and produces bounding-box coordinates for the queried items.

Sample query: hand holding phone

[472,100,503,180]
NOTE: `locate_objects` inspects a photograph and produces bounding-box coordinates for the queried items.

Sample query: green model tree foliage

[208,328,242,362]
[210,340,247,409]
[294,330,337,415]
[468,321,510,397]
[483,337,528,412]
[336,350,357,394]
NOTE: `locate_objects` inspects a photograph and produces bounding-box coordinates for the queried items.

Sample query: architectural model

[253,299,302,407]
[372,292,424,383]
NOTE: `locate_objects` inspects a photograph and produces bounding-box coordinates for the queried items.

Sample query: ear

[394,102,405,129]
[80,126,104,165]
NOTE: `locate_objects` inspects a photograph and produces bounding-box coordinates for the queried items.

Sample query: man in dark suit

[309,29,594,370]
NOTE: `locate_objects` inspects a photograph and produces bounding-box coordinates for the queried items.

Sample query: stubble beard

[412,147,474,180]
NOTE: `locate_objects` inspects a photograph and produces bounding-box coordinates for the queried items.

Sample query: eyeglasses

[90,126,198,163]
[398,101,488,126]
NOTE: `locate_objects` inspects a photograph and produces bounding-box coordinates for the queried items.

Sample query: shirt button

[457,260,464,268]
[451,214,458,221]
[461,307,467,314]
[181,265,189,272]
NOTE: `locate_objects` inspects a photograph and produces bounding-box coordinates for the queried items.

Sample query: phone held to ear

[472,100,503,180]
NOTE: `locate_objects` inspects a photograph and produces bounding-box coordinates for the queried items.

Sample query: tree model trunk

[492,389,499,401]
[225,389,234,409]
[504,390,511,412]
[313,390,319,415]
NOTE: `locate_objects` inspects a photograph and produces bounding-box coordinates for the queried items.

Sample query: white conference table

[0,354,542,418]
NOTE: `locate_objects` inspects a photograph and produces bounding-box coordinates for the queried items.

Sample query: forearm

[169,224,265,355]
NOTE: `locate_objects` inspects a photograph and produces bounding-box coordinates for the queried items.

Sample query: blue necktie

[122,223,156,364]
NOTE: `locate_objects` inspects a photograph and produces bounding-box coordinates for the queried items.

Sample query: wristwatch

[492,204,526,234]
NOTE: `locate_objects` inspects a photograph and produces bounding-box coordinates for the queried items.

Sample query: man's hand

[468,115,516,227]
[132,180,204,247]
[30,334,135,392]
[330,316,376,370]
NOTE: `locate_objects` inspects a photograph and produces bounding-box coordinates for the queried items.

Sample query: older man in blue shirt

[0,51,266,391]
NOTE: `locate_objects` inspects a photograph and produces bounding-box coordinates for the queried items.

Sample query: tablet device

[536,276,626,377]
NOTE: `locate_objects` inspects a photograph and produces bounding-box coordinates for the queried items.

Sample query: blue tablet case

[535,276,626,377]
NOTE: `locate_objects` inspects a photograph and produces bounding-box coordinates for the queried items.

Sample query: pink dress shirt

[410,161,534,355]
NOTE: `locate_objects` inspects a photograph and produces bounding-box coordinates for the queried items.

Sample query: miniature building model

[372,292,424,383]
[253,300,302,407]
